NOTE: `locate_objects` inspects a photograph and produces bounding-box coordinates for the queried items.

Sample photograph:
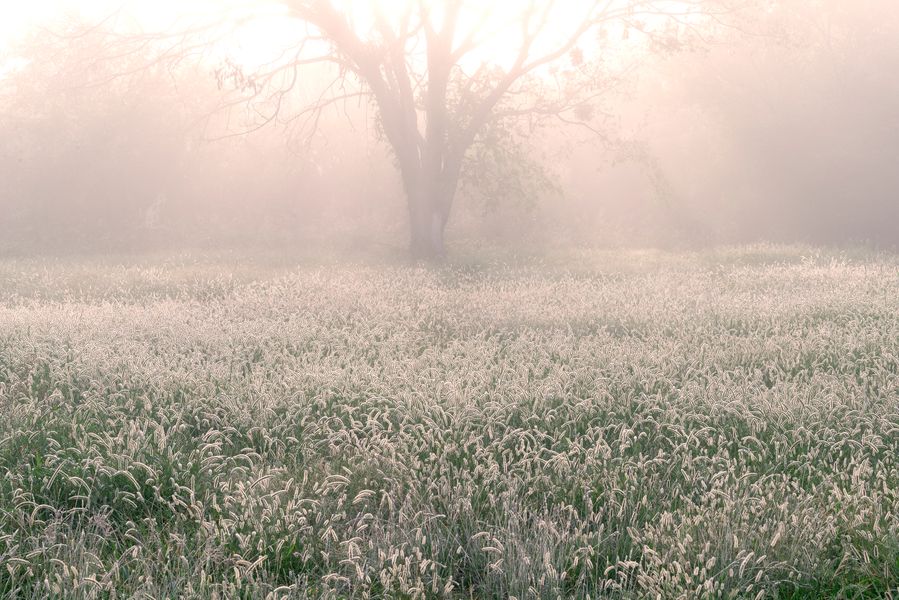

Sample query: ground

[0,245,897,599]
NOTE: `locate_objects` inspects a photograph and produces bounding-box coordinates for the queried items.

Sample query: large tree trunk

[399,144,460,259]
[408,186,449,260]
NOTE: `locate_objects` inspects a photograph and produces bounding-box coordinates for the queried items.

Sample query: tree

[69,0,736,258]
[269,1,736,258]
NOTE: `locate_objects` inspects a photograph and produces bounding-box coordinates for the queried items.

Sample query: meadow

[0,245,897,599]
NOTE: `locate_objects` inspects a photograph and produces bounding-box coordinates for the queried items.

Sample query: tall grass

[1,246,897,598]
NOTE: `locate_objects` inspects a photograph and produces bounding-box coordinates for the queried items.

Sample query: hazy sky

[0,0,690,72]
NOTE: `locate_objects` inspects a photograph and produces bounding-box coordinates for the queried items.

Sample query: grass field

[1,245,898,599]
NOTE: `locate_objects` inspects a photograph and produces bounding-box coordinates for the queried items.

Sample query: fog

[3,5,899,594]
[1,0,897,256]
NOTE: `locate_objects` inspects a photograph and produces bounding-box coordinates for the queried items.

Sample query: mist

[0,0,896,255]
[3,3,899,597]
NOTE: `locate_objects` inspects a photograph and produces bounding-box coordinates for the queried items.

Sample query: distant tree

[0,31,196,251]
[638,0,899,246]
